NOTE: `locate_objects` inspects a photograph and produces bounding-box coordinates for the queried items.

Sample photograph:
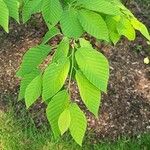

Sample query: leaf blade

[4,0,19,22]
[78,0,120,16]
[16,44,51,77]
[52,37,70,62]
[42,0,62,26]
[42,27,60,44]
[60,8,84,39]
[78,10,109,41]
[0,0,9,32]
[69,103,87,146]
[42,58,70,101]
[58,108,71,135]
[76,71,101,117]
[25,74,42,108]
[18,69,41,100]
[22,0,42,23]
[46,90,70,138]
[75,47,109,92]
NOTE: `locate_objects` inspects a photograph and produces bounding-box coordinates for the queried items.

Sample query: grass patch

[0,102,150,150]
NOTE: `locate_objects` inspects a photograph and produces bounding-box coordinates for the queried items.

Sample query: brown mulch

[0,1,150,141]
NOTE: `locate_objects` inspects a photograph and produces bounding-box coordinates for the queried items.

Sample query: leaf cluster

[1,0,150,146]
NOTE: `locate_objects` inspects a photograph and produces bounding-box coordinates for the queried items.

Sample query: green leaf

[46,90,70,138]
[109,32,120,45]
[0,0,9,32]
[79,38,93,48]
[63,0,76,5]
[69,103,87,146]
[117,17,135,41]
[75,47,109,92]
[25,74,42,108]
[42,58,70,101]
[78,0,120,16]
[105,16,121,45]
[42,27,60,44]
[52,37,70,62]
[16,44,51,77]
[22,0,42,23]
[4,0,19,22]
[42,0,62,26]
[130,18,150,41]
[60,8,84,39]
[112,0,134,17]
[18,69,41,100]
[58,108,71,135]
[75,71,101,117]
[78,10,109,41]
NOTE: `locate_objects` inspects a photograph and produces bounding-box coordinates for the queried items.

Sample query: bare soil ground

[0,1,150,141]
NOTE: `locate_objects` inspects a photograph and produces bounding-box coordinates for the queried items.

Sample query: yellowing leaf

[144,57,149,64]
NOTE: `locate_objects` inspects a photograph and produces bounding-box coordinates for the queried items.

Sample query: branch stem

[67,44,75,94]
